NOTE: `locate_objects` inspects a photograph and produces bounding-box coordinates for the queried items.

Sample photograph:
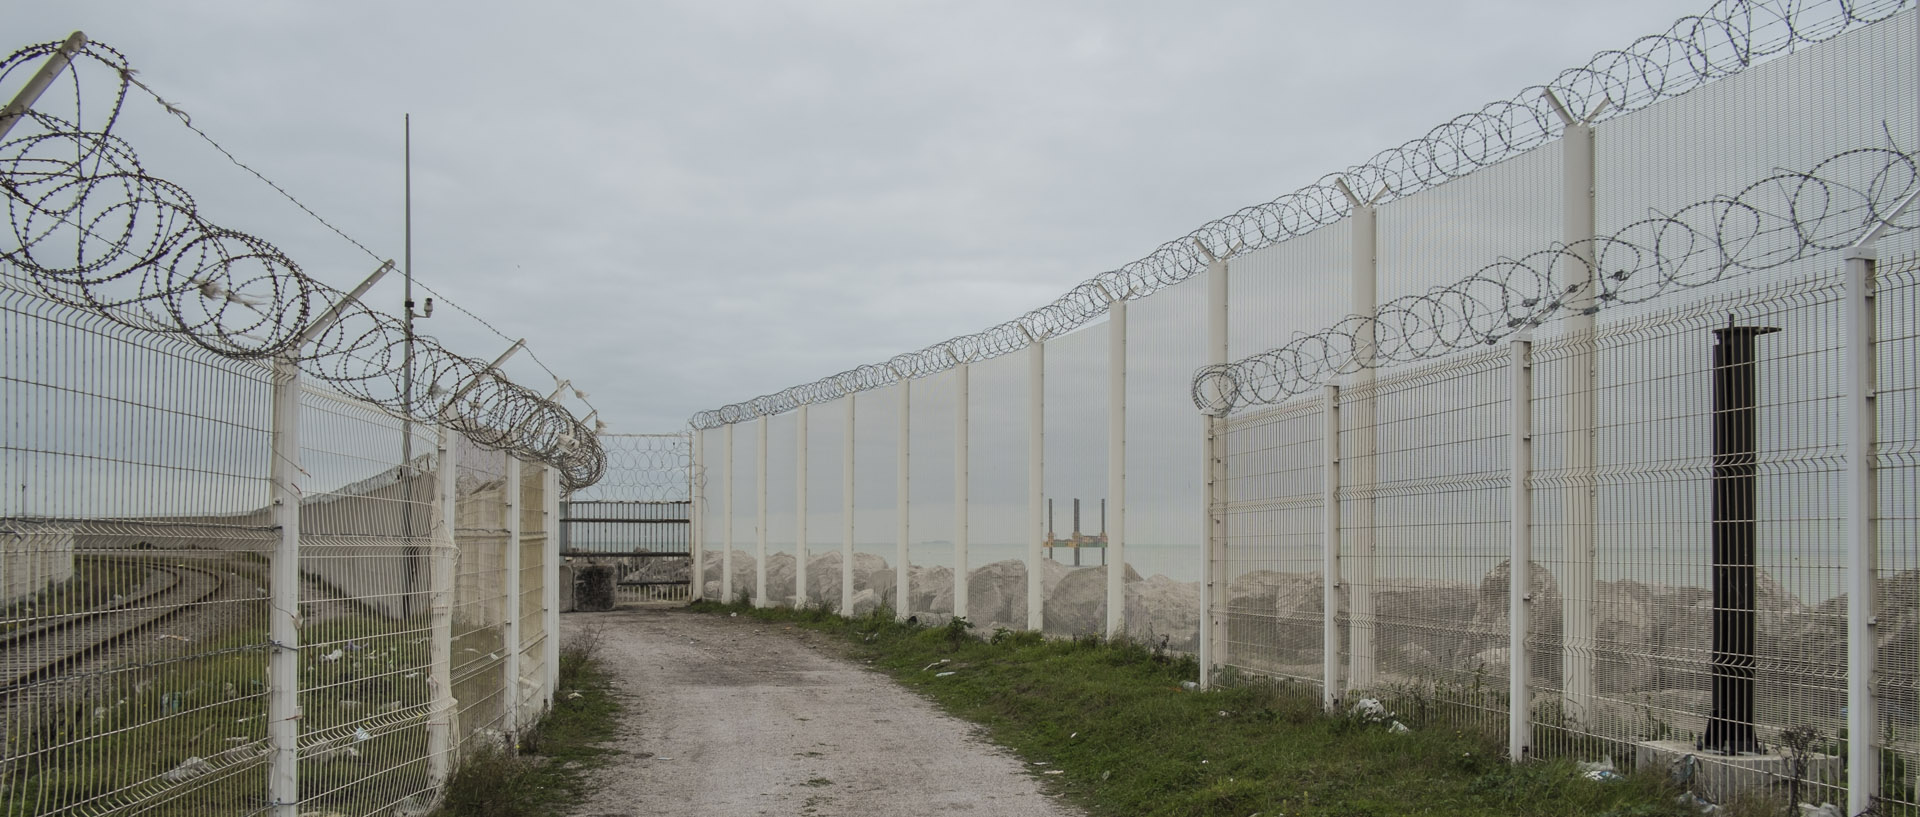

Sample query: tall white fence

[690,1,1920,812]
[0,33,596,816]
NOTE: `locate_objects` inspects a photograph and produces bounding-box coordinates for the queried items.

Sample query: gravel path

[569,607,1085,817]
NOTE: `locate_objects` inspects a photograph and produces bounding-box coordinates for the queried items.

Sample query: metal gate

[560,499,692,603]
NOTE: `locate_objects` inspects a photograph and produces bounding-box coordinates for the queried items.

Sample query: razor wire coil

[689,0,1910,430]
[0,38,606,488]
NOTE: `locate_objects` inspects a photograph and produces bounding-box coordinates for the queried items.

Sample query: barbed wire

[114,54,607,430]
[0,38,606,488]
[1191,147,1919,415]
[565,433,693,502]
[688,0,1909,430]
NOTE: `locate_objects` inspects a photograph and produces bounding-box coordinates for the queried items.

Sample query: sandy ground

[568,607,1085,817]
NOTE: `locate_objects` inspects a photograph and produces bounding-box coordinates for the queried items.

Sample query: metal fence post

[1199,254,1228,688]
[842,398,856,615]
[1844,247,1880,814]
[723,423,735,604]
[1107,295,1127,639]
[427,426,457,797]
[1028,339,1046,632]
[691,429,704,602]
[267,359,302,817]
[756,416,769,608]
[897,377,912,621]
[796,404,809,609]
[0,31,87,143]
[543,462,560,707]
[1338,181,1379,692]
[1554,103,1601,723]
[1322,383,1343,712]
[502,457,522,738]
[955,362,970,620]
[1509,336,1534,760]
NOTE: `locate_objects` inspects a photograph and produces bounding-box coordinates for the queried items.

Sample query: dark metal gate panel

[561,500,691,603]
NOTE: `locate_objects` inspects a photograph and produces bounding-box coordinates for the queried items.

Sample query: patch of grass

[432,623,621,817]
[691,599,1700,817]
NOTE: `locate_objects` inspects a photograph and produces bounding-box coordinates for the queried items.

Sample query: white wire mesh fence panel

[295,388,439,814]
[802,400,845,610]
[1529,272,1854,801]
[765,414,797,608]
[1041,321,1108,638]
[1,287,277,815]
[1220,400,1324,686]
[450,440,509,750]
[1125,276,1205,651]
[1339,346,1511,735]
[518,464,546,716]
[850,389,898,608]
[906,370,956,620]
[964,353,1030,632]
[1880,256,1920,815]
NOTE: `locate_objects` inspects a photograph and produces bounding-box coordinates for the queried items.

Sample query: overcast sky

[10,0,1712,433]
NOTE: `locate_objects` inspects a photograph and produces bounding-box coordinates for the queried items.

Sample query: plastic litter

[1350,698,1390,723]
[935,671,956,677]
[1577,758,1621,782]
[922,659,951,672]
[1179,681,1201,691]
[320,649,344,662]
[1043,770,1064,775]
[1799,804,1843,817]
[1388,720,1410,734]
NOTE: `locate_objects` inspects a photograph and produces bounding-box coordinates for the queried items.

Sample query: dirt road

[569,607,1084,817]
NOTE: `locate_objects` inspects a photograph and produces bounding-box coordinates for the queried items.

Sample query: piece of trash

[1218,710,1230,717]
[922,659,952,672]
[730,612,737,617]
[1388,720,1410,734]
[226,736,248,742]
[1100,770,1110,781]
[935,671,957,677]
[155,633,189,642]
[353,727,372,743]
[1578,757,1620,781]
[1677,792,1720,815]
[1032,761,1048,766]
[1043,770,1064,775]
[1799,804,1843,817]
[320,649,344,662]
[1069,732,1077,739]
[655,757,673,761]
[1350,697,1390,723]
[161,757,213,783]
[1200,760,1209,764]
[1179,681,1200,691]
[344,747,362,759]
[92,707,106,721]
[403,672,419,679]
[567,691,583,700]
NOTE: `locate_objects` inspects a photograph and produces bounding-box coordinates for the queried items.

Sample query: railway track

[0,558,231,694]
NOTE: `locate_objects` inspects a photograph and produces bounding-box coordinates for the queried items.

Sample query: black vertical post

[1700,320,1777,755]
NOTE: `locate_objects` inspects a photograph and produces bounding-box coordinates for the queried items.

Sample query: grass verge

[431,624,621,817]
[692,599,1702,817]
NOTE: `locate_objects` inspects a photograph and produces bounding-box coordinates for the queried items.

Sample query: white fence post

[897,377,912,621]
[723,423,735,604]
[1199,253,1228,688]
[543,463,560,707]
[1844,247,1880,814]
[1339,181,1378,692]
[756,416,769,608]
[796,404,810,609]
[1556,105,1600,722]
[267,359,302,817]
[955,362,970,620]
[0,31,86,142]
[502,457,522,738]
[842,398,856,615]
[1322,383,1342,712]
[1107,294,1127,640]
[427,427,457,797]
[691,429,704,602]
[1028,339,1046,632]
[1509,336,1534,761]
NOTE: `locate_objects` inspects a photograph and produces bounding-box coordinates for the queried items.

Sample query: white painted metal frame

[796,404,810,608]
[1028,340,1046,632]
[756,416,769,608]
[691,429,704,602]
[1844,248,1880,814]
[502,457,522,737]
[1200,254,1228,687]
[542,462,560,707]
[1107,296,1127,639]
[1508,336,1534,760]
[1322,383,1342,712]
[723,424,735,604]
[955,363,970,620]
[842,398,856,615]
[896,378,912,621]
